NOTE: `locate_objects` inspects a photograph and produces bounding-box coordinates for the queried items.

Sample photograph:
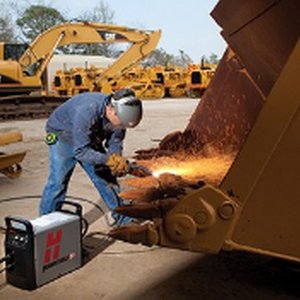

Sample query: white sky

[4,0,227,63]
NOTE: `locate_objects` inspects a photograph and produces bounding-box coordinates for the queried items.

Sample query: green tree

[0,13,14,42]
[73,1,116,57]
[202,53,220,65]
[16,5,66,42]
[145,48,176,67]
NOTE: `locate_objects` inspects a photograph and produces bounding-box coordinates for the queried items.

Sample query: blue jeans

[39,139,131,226]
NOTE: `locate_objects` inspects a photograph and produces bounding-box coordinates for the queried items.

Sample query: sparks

[146,153,237,185]
[152,169,177,178]
[152,166,193,178]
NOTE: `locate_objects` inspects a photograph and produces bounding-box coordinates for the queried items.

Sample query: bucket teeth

[115,198,178,219]
[108,222,159,246]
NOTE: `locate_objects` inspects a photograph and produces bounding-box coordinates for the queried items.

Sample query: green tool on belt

[44,132,58,145]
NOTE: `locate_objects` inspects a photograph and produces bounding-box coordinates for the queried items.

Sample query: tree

[0,13,14,42]
[202,53,220,65]
[73,1,116,57]
[145,48,176,67]
[16,5,66,42]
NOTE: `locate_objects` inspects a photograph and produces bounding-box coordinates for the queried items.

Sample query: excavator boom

[18,22,161,78]
[0,21,161,96]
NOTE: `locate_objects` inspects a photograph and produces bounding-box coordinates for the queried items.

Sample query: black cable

[0,194,114,229]
[0,195,41,204]
[0,253,13,265]
[0,195,106,215]
[84,231,161,255]
[0,264,14,275]
[0,256,7,265]
[81,217,89,237]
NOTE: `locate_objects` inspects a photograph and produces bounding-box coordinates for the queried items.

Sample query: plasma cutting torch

[94,154,152,184]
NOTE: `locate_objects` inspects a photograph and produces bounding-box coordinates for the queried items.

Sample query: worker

[39,88,142,226]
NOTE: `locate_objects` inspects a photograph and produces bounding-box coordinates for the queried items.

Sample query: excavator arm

[0,21,161,95]
[18,22,161,84]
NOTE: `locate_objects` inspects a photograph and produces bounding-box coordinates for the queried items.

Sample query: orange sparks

[139,153,236,186]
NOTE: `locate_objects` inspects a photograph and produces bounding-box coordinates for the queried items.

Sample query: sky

[4,0,227,63]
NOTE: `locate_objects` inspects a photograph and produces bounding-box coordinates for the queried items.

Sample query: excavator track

[0,95,69,121]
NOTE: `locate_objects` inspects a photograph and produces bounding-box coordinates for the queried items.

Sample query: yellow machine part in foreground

[110,0,300,264]
[159,37,300,262]
[0,129,26,178]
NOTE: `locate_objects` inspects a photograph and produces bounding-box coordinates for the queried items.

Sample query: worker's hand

[106,153,130,177]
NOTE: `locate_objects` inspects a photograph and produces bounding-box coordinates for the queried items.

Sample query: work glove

[106,153,130,177]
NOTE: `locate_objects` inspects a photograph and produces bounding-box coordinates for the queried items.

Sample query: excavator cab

[0,43,28,61]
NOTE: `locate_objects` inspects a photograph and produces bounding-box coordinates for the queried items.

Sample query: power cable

[0,264,14,275]
[0,195,106,215]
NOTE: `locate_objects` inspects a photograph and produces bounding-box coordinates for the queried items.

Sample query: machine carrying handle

[5,216,34,234]
[55,201,82,217]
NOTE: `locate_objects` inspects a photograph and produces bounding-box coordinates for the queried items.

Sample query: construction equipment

[111,65,165,99]
[51,68,75,96]
[161,64,187,98]
[186,62,216,98]
[0,21,161,117]
[52,65,105,96]
[4,201,82,290]
[0,129,26,178]
[108,0,300,264]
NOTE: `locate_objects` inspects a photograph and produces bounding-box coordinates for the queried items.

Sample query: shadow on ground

[124,250,300,300]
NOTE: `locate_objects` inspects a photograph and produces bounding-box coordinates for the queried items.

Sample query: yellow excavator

[109,0,300,265]
[0,21,161,178]
[0,21,161,97]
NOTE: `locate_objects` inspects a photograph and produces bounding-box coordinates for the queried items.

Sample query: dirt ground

[0,98,300,300]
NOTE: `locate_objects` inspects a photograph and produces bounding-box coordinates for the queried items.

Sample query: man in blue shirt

[40,89,142,226]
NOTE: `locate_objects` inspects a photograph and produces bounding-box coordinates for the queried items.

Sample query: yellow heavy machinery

[156,64,187,98]
[109,0,300,264]
[73,65,105,94]
[52,65,106,96]
[109,65,144,92]
[110,65,165,99]
[186,62,216,98]
[110,64,186,99]
[0,21,161,97]
[51,68,75,96]
[0,129,26,178]
[128,66,165,99]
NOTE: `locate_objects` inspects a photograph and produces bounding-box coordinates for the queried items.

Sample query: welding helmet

[110,88,142,128]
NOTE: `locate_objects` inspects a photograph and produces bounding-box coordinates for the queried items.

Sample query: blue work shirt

[46,92,126,165]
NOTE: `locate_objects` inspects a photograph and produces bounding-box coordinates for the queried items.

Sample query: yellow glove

[106,153,130,177]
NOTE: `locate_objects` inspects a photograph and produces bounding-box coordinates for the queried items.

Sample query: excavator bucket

[109,0,300,263]
[0,129,26,178]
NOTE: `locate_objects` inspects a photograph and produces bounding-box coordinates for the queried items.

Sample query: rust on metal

[212,0,300,97]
